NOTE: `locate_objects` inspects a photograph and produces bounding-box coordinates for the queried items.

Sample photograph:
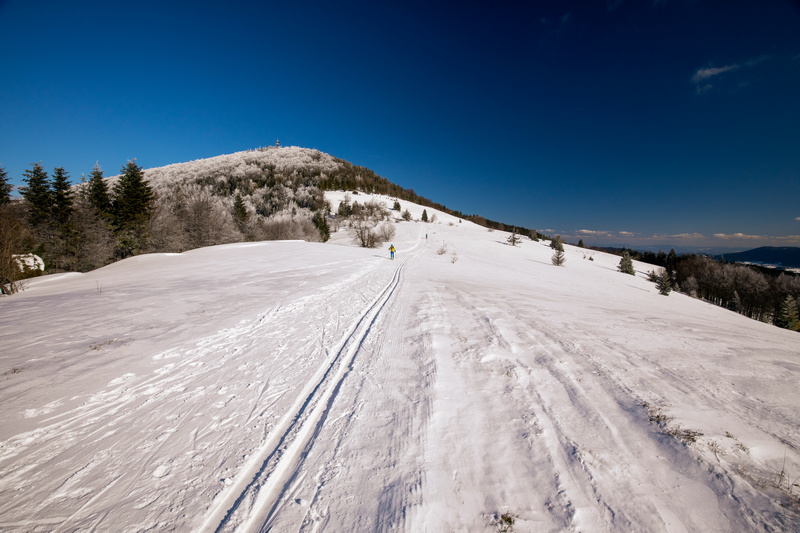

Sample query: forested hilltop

[0,146,542,292]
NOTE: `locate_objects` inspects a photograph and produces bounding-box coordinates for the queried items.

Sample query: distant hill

[716,247,800,270]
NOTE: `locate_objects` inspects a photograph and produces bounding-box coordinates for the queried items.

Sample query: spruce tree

[51,167,74,225]
[421,209,428,222]
[232,193,248,227]
[656,271,672,295]
[393,200,401,211]
[552,249,566,266]
[507,230,520,246]
[111,160,153,232]
[87,163,111,217]
[111,160,153,256]
[618,251,635,275]
[0,165,12,205]
[578,238,585,248]
[19,162,52,226]
[774,295,800,331]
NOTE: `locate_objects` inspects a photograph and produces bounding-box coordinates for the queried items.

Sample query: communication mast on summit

[275,139,280,147]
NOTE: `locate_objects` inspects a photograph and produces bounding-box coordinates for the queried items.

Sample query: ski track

[0,252,403,532]
[201,252,413,533]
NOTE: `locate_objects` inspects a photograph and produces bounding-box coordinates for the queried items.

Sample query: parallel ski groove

[199,258,407,533]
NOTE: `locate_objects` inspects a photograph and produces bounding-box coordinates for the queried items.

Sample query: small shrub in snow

[401,209,412,221]
[490,511,517,532]
[392,200,401,211]
[551,250,566,266]
[437,242,448,255]
[507,231,520,247]
[450,251,458,263]
[376,222,396,242]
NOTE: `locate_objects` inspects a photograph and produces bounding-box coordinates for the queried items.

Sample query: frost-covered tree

[618,251,635,275]
[552,249,566,266]
[0,166,12,205]
[550,235,564,252]
[19,162,52,226]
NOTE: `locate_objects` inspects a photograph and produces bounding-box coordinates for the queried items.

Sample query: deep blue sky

[2,0,799,251]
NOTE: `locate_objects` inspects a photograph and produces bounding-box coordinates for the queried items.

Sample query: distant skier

[389,244,396,260]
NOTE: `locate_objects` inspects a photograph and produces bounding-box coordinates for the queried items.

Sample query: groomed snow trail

[2,196,799,532]
[202,252,415,533]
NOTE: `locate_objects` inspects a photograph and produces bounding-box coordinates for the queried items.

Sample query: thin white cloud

[577,229,611,236]
[692,65,739,84]
[691,56,769,94]
[618,231,635,236]
[713,233,763,240]
[672,233,705,239]
[795,217,800,221]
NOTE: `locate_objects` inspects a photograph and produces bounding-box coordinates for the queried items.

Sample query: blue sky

[1,0,799,252]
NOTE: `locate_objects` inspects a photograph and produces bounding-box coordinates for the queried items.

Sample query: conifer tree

[111,160,153,232]
[578,238,585,248]
[0,165,12,205]
[618,251,635,275]
[87,163,111,217]
[19,162,52,226]
[552,249,566,266]
[507,230,520,246]
[51,167,74,226]
[232,193,248,228]
[421,209,428,222]
[111,160,153,256]
[550,235,564,252]
[393,200,401,211]
[774,295,800,331]
[656,271,672,295]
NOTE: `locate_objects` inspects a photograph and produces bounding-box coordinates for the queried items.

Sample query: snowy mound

[135,145,341,192]
[1,196,798,531]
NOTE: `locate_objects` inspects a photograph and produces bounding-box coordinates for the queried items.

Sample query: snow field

[0,193,798,531]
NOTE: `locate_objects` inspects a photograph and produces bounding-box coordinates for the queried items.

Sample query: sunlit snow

[1,194,798,532]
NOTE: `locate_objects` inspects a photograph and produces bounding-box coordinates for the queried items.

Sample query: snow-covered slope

[1,194,798,532]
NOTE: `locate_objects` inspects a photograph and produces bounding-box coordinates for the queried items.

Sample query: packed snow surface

[1,193,798,532]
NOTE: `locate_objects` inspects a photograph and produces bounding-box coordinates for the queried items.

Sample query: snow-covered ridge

[134,146,341,191]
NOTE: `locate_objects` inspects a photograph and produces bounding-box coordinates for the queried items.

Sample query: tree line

[0,158,328,293]
[600,242,800,332]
